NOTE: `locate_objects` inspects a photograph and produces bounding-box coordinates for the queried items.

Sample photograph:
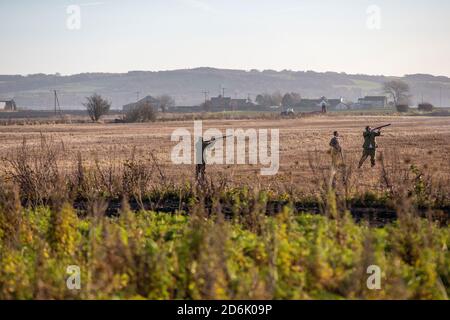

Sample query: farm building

[357,96,387,108]
[210,95,232,109]
[0,99,17,111]
[208,95,254,110]
[295,96,343,110]
[123,95,161,112]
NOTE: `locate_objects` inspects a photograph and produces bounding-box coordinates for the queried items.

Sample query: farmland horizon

[2,67,450,108]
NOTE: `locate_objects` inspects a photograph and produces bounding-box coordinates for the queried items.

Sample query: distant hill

[0,68,449,109]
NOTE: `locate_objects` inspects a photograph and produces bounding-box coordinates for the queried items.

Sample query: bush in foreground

[0,199,448,300]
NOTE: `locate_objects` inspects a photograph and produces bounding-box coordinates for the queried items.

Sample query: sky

[1,0,449,76]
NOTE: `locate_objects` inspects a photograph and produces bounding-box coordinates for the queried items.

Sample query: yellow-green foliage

[47,204,80,257]
[0,202,448,300]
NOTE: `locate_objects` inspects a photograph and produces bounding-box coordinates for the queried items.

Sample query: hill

[0,68,449,109]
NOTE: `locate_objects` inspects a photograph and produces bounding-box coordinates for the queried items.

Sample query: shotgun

[205,134,233,144]
[372,124,391,131]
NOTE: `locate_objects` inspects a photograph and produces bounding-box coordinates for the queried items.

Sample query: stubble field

[0,114,449,196]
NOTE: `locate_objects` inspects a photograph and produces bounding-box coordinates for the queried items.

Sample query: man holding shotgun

[358,124,391,168]
[195,134,232,184]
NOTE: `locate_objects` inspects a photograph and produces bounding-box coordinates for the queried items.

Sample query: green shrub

[0,202,448,300]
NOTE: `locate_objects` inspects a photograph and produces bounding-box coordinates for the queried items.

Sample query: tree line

[255,92,302,107]
[82,79,426,120]
[82,94,175,122]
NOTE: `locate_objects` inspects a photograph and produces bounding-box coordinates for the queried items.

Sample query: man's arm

[204,140,216,148]
[329,138,335,148]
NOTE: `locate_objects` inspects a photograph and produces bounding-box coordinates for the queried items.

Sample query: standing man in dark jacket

[195,137,217,184]
[329,131,343,168]
[358,126,381,168]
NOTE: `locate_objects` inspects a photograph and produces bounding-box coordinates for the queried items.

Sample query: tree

[256,93,273,106]
[157,94,175,113]
[83,93,111,122]
[282,93,294,108]
[124,102,157,122]
[271,91,283,106]
[255,94,265,106]
[383,80,411,106]
[281,92,301,107]
[418,103,433,112]
[290,92,302,105]
[396,104,409,113]
[201,100,212,112]
[256,92,287,107]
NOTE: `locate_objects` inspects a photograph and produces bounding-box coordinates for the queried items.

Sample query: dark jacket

[329,136,341,152]
[363,130,380,149]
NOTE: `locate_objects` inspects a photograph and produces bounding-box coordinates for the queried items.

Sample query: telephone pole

[53,90,62,118]
[202,90,209,104]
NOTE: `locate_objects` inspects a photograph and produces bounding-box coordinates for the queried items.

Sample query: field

[0,114,449,195]
[0,114,449,299]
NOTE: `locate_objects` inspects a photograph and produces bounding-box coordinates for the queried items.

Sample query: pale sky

[1,0,449,76]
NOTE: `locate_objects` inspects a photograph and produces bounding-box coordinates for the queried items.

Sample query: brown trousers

[358,149,376,168]
[331,149,342,168]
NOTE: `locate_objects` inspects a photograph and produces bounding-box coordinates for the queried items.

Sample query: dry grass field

[0,114,449,196]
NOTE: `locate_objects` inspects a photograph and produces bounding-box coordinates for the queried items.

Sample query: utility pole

[53,90,62,118]
[136,91,140,102]
[202,90,209,104]
[222,87,226,97]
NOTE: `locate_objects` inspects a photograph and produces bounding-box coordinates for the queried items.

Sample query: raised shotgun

[205,134,233,143]
[371,124,391,131]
